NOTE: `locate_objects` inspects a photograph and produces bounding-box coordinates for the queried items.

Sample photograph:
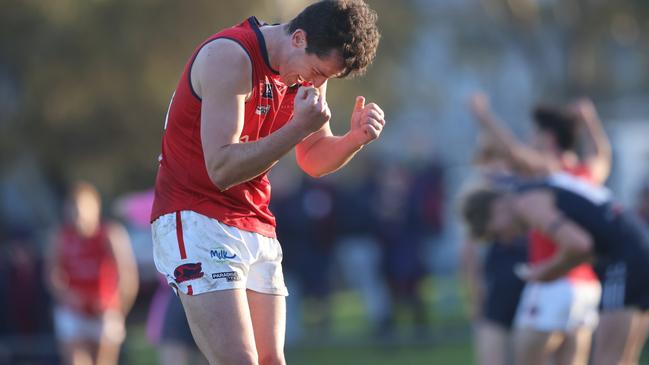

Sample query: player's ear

[291,29,307,50]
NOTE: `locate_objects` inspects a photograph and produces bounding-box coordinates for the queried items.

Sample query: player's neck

[259,24,288,72]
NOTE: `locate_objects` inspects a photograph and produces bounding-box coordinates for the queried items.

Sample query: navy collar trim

[248,16,279,75]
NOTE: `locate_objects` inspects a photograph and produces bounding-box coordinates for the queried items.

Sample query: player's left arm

[106,222,139,315]
[459,238,486,320]
[295,81,385,177]
[515,191,594,281]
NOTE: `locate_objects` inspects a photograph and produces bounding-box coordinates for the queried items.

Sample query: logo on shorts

[212,271,241,282]
[174,262,204,283]
[210,247,237,261]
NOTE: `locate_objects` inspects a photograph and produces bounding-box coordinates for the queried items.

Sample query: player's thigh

[620,310,649,365]
[554,327,593,365]
[592,309,633,365]
[512,327,558,365]
[247,290,286,365]
[60,341,93,365]
[474,320,508,365]
[180,289,258,365]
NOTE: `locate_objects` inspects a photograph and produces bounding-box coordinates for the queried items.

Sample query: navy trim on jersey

[186,37,254,102]
[187,51,203,101]
[248,17,280,75]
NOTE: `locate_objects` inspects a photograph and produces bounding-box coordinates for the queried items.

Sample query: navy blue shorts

[160,293,196,347]
[598,259,649,311]
[482,238,527,329]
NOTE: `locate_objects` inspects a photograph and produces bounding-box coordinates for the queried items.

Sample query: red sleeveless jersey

[55,224,120,315]
[529,164,598,282]
[151,17,300,238]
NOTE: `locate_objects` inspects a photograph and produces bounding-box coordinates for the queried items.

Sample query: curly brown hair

[288,0,380,78]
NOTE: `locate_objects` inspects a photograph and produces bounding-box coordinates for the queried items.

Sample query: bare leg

[61,342,93,365]
[247,290,286,365]
[96,340,121,365]
[474,320,509,365]
[95,311,125,365]
[180,289,258,365]
[622,311,649,365]
[554,327,593,365]
[513,328,562,365]
[593,310,631,365]
[594,309,649,365]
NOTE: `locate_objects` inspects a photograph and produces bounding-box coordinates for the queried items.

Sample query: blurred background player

[460,136,528,365]
[147,276,208,365]
[46,181,139,365]
[469,94,611,365]
[460,171,649,365]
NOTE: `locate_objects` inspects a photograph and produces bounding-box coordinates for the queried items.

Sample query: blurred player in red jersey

[150,1,384,364]
[470,94,611,365]
[46,181,139,365]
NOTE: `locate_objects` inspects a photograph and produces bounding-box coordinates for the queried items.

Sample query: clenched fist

[293,86,331,135]
[348,96,386,147]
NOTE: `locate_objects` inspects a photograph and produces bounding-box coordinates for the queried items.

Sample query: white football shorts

[514,278,601,332]
[152,210,288,297]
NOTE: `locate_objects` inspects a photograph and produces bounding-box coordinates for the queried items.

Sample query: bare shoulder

[192,38,252,97]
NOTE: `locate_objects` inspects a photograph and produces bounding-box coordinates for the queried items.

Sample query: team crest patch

[262,83,273,99]
[174,262,204,283]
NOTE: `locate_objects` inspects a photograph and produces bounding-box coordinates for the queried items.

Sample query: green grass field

[124,275,475,364]
[122,275,649,364]
[286,344,472,365]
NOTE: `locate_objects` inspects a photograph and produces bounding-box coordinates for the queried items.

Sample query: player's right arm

[514,191,594,281]
[469,93,555,176]
[194,40,329,191]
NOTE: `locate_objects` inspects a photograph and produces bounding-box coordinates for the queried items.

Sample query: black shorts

[482,238,527,329]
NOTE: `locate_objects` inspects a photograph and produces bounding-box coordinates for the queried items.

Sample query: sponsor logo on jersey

[255,105,271,115]
[211,271,241,282]
[262,83,273,99]
[210,247,237,261]
[174,262,204,283]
